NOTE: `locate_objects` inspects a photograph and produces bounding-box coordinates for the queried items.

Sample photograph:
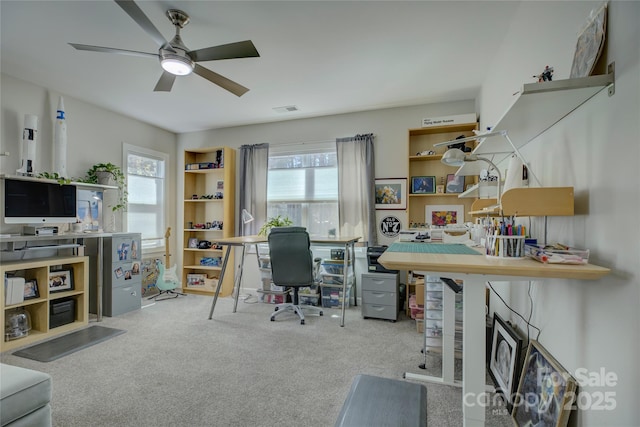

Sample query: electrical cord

[487,281,541,345]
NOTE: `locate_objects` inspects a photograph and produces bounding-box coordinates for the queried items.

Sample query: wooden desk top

[210,235,361,246]
[378,250,610,281]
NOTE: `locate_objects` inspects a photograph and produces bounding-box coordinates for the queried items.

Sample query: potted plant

[84,163,128,211]
[258,215,293,236]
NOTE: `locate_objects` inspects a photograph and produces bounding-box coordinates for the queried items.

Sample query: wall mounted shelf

[468,187,574,217]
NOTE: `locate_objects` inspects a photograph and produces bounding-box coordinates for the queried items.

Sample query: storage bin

[49,298,75,329]
[416,318,424,333]
[525,244,589,264]
[321,286,351,308]
[408,294,424,319]
[426,281,443,291]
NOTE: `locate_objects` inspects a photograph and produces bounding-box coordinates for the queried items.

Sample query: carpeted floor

[1,294,512,427]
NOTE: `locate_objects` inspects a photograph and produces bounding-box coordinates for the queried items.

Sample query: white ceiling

[1,1,521,134]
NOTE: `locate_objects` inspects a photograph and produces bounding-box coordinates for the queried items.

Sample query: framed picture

[375,178,407,210]
[436,184,445,194]
[425,205,464,226]
[445,174,465,194]
[410,176,435,194]
[512,340,577,427]
[49,269,73,292]
[23,279,39,300]
[489,313,523,412]
[188,237,199,248]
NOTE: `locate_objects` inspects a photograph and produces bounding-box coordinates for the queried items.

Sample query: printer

[366,246,398,274]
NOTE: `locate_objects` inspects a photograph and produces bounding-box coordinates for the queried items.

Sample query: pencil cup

[485,235,526,259]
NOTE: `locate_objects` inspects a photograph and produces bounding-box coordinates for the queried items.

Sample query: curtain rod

[269,134,376,147]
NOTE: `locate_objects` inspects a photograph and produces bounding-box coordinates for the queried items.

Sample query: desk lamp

[241,209,254,235]
[441,148,502,205]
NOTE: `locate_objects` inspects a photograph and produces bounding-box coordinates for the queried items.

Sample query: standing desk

[207,235,361,327]
[378,244,610,427]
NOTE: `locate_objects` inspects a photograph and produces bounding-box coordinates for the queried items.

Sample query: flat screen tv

[4,178,77,224]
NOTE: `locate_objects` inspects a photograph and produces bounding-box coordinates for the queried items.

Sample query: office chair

[268,226,323,324]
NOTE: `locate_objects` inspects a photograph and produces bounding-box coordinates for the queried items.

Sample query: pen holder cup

[485,235,526,259]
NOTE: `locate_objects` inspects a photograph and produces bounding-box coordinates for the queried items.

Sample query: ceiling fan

[69,0,259,96]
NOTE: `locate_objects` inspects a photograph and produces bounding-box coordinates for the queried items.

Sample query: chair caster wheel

[300,319,305,325]
[270,317,275,321]
[274,307,279,312]
[319,311,324,316]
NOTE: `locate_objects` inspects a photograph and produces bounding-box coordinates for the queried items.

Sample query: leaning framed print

[425,205,464,226]
[23,279,39,300]
[489,313,523,413]
[445,174,465,194]
[49,269,74,293]
[410,176,435,194]
[375,178,407,210]
[512,340,577,427]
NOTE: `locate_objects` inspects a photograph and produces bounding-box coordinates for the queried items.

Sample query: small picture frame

[512,340,577,427]
[489,313,524,412]
[436,184,445,194]
[375,178,407,210]
[49,269,73,292]
[410,176,436,194]
[445,174,465,194]
[23,279,39,300]
[188,237,199,248]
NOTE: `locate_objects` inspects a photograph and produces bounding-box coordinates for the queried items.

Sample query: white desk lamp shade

[242,209,255,224]
[441,148,502,204]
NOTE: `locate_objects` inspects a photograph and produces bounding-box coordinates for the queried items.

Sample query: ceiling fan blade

[69,43,159,59]
[188,40,260,63]
[114,0,173,51]
[194,64,249,97]
[153,72,176,92]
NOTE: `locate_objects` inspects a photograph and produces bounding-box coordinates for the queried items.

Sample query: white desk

[207,235,361,326]
[378,245,610,427]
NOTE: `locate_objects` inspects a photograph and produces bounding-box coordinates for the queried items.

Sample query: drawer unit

[361,272,399,321]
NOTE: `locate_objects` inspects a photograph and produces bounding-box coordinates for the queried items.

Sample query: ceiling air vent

[273,105,299,113]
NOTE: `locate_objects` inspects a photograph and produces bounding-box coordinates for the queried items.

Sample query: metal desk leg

[208,245,232,319]
[339,242,350,327]
[97,236,103,322]
[232,244,247,313]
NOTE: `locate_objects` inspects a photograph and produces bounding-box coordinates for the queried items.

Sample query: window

[123,144,168,250]
[267,143,338,236]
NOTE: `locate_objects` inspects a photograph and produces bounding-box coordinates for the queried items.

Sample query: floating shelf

[468,187,574,217]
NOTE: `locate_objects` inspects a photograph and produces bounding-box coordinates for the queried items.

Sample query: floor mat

[13,326,126,362]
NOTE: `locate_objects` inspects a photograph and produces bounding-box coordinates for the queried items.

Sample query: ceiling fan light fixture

[161,55,194,75]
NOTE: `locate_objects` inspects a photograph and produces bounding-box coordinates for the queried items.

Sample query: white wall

[0,74,178,250]
[478,2,639,425]
[177,101,475,300]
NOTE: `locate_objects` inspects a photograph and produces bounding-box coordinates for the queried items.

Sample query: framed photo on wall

[425,205,464,226]
[445,174,465,194]
[489,313,523,412]
[49,269,73,293]
[410,176,435,194]
[512,340,577,427]
[375,178,407,210]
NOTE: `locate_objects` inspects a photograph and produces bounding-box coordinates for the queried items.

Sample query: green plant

[36,172,73,184]
[258,215,293,236]
[84,162,128,212]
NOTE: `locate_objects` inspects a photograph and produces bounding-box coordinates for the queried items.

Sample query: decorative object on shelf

[53,96,68,177]
[410,176,435,194]
[23,279,39,300]
[17,114,38,176]
[436,185,444,194]
[188,238,198,248]
[4,307,31,340]
[49,269,73,292]
[374,178,407,210]
[425,205,464,227]
[533,65,554,82]
[512,340,577,427]
[447,135,472,152]
[441,148,502,204]
[445,174,465,194]
[570,2,607,78]
[258,215,293,236]
[489,313,524,413]
[84,162,128,211]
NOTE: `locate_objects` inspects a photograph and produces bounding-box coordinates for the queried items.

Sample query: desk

[378,245,610,427]
[207,235,361,327]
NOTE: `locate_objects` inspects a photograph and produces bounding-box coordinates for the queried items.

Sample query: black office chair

[268,226,323,324]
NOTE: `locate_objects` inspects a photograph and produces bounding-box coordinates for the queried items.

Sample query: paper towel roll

[502,155,527,194]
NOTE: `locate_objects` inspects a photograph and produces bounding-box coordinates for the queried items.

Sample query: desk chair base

[270,303,323,325]
[148,289,187,301]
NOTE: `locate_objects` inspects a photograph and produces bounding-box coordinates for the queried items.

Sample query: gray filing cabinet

[361,272,399,321]
[88,232,142,317]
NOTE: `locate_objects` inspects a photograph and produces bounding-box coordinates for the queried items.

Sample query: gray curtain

[238,143,269,236]
[336,134,376,246]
